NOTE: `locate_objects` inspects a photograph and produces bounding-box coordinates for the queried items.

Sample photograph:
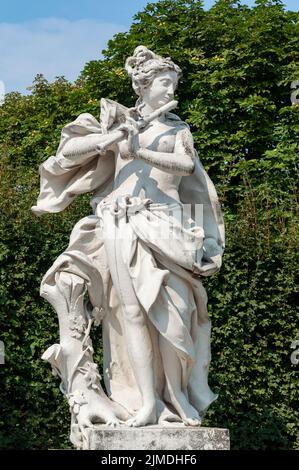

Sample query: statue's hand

[118,117,140,159]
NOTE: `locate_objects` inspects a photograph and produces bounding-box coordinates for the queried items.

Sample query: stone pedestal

[85,425,230,450]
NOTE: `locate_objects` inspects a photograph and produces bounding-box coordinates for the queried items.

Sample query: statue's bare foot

[165,388,201,426]
[126,403,157,427]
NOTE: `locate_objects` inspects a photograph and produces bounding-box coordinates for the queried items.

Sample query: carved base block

[85,425,230,450]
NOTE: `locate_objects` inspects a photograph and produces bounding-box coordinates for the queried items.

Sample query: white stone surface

[87,425,230,450]
[33,46,225,450]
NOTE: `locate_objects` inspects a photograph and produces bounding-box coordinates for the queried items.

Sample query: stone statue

[32,46,225,449]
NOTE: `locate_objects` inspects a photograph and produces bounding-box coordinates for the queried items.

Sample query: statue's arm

[62,131,121,160]
[136,126,195,176]
[62,134,102,159]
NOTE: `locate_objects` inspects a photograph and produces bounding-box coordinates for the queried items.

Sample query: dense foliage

[0,0,298,449]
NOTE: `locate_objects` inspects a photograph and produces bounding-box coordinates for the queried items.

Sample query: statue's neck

[138,102,154,116]
[137,101,166,123]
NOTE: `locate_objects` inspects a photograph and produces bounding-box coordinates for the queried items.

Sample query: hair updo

[125,46,182,98]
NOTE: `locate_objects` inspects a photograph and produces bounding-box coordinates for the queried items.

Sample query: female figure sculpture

[32,46,225,449]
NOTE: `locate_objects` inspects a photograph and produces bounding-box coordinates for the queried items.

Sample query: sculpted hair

[125,45,182,98]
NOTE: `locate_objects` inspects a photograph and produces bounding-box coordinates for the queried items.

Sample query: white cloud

[0,17,127,94]
[0,80,5,104]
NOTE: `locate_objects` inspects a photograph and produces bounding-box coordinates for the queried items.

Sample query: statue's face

[142,70,178,109]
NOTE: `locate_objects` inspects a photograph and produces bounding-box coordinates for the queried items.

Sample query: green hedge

[0,0,298,449]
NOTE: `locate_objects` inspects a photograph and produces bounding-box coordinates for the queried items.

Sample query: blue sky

[0,0,298,95]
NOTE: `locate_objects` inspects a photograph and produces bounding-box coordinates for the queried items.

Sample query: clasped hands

[117,117,141,159]
[95,116,141,160]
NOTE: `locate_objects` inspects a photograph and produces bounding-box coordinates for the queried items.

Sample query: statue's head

[125,46,182,110]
